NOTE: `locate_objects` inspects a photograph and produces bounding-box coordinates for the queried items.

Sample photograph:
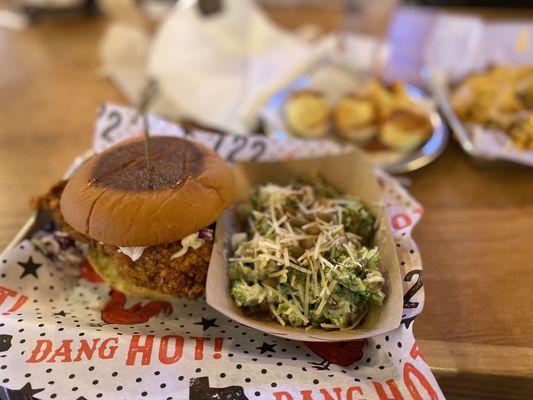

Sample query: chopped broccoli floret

[228,174,386,330]
[230,281,267,307]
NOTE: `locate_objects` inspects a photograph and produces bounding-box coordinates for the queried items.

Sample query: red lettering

[48,340,73,363]
[346,386,367,400]
[99,338,119,359]
[373,380,404,400]
[0,287,16,307]
[73,339,99,361]
[403,362,439,400]
[26,340,52,363]
[158,335,184,364]
[319,388,343,400]
[191,337,209,361]
[0,286,28,315]
[273,392,293,400]
[213,337,223,359]
[409,343,426,363]
[5,294,28,313]
[391,213,412,230]
[300,390,314,400]
[126,335,154,366]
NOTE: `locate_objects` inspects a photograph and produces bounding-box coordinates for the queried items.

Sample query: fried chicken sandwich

[36,136,235,299]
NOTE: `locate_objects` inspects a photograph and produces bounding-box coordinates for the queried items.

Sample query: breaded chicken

[33,182,211,298]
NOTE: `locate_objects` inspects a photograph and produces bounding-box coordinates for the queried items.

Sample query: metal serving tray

[261,72,449,174]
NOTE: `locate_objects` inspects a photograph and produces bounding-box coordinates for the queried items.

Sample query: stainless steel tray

[261,72,449,174]
[421,66,480,158]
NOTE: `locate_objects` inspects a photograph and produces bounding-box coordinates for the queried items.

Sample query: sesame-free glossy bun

[60,136,235,246]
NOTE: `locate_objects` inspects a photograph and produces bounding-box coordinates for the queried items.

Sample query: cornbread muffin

[284,90,330,138]
[378,108,433,151]
[333,94,378,142]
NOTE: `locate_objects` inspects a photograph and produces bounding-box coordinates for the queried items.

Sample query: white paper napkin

[147,0,335,134]
[100,0,389,134]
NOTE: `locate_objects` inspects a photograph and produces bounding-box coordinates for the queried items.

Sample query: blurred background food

[284,90,330,138]
[451,65,533,149]
[284,80,433,153]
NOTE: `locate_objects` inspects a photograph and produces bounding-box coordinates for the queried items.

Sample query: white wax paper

[0,103,443,399]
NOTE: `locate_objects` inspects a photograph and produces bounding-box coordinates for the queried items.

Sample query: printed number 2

[249,141,266,161]
[100,111,122,142]
[226,136,247,162]
[403,269,423,309]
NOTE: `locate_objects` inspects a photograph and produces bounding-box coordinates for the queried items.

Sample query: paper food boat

[206,149,402,341]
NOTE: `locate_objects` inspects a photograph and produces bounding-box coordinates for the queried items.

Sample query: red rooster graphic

[304,340,367,370]
[101,290,173,325]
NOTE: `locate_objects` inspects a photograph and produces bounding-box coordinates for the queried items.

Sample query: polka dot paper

[0,103,444,399]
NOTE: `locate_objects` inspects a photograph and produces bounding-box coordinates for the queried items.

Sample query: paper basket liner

[0,103,444,399]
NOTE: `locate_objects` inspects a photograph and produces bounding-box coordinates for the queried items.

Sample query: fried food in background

[451,65,533,150]
[332,94,377,143]
[283,89,330,138]
[365,80,414,121]
[509,114,533,150]
[379,108,433,151]
[516,73,533,109]
[334,81,432,151]
[283,80,432,152]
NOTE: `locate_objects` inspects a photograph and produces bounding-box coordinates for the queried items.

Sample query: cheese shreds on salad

[228,173,385,330]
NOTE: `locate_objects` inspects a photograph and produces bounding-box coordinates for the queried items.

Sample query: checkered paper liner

[0,103,443,399]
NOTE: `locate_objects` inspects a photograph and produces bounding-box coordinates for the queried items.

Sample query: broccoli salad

[228,174,385,330]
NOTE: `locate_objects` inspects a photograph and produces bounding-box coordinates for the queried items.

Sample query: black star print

[17,256,42,279]
[256,342,276,354]
[3,382,44,398]
[53,310,67,317]
[194,317,219,331]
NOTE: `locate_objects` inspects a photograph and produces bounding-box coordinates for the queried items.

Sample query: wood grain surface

[1,4,533,397]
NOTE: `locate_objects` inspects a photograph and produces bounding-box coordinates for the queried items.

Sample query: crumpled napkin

[147,0,335,134]
[100,0,389,134]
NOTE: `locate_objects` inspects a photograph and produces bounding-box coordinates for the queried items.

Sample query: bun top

[60,136,235,246]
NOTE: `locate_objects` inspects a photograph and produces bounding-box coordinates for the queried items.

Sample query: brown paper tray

[206,149,403,341]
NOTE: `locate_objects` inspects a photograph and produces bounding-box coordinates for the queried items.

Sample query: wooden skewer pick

[142,113,153,171]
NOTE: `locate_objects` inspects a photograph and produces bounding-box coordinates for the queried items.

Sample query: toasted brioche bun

[284,90,330,138]
[333,95,377,142]
[378,108,432,151]
[60,136,235,247]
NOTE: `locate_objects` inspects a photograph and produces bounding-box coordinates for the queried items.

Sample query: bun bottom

[87,248,177,300]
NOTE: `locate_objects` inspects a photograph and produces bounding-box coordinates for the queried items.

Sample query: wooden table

[1,4,533,399]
